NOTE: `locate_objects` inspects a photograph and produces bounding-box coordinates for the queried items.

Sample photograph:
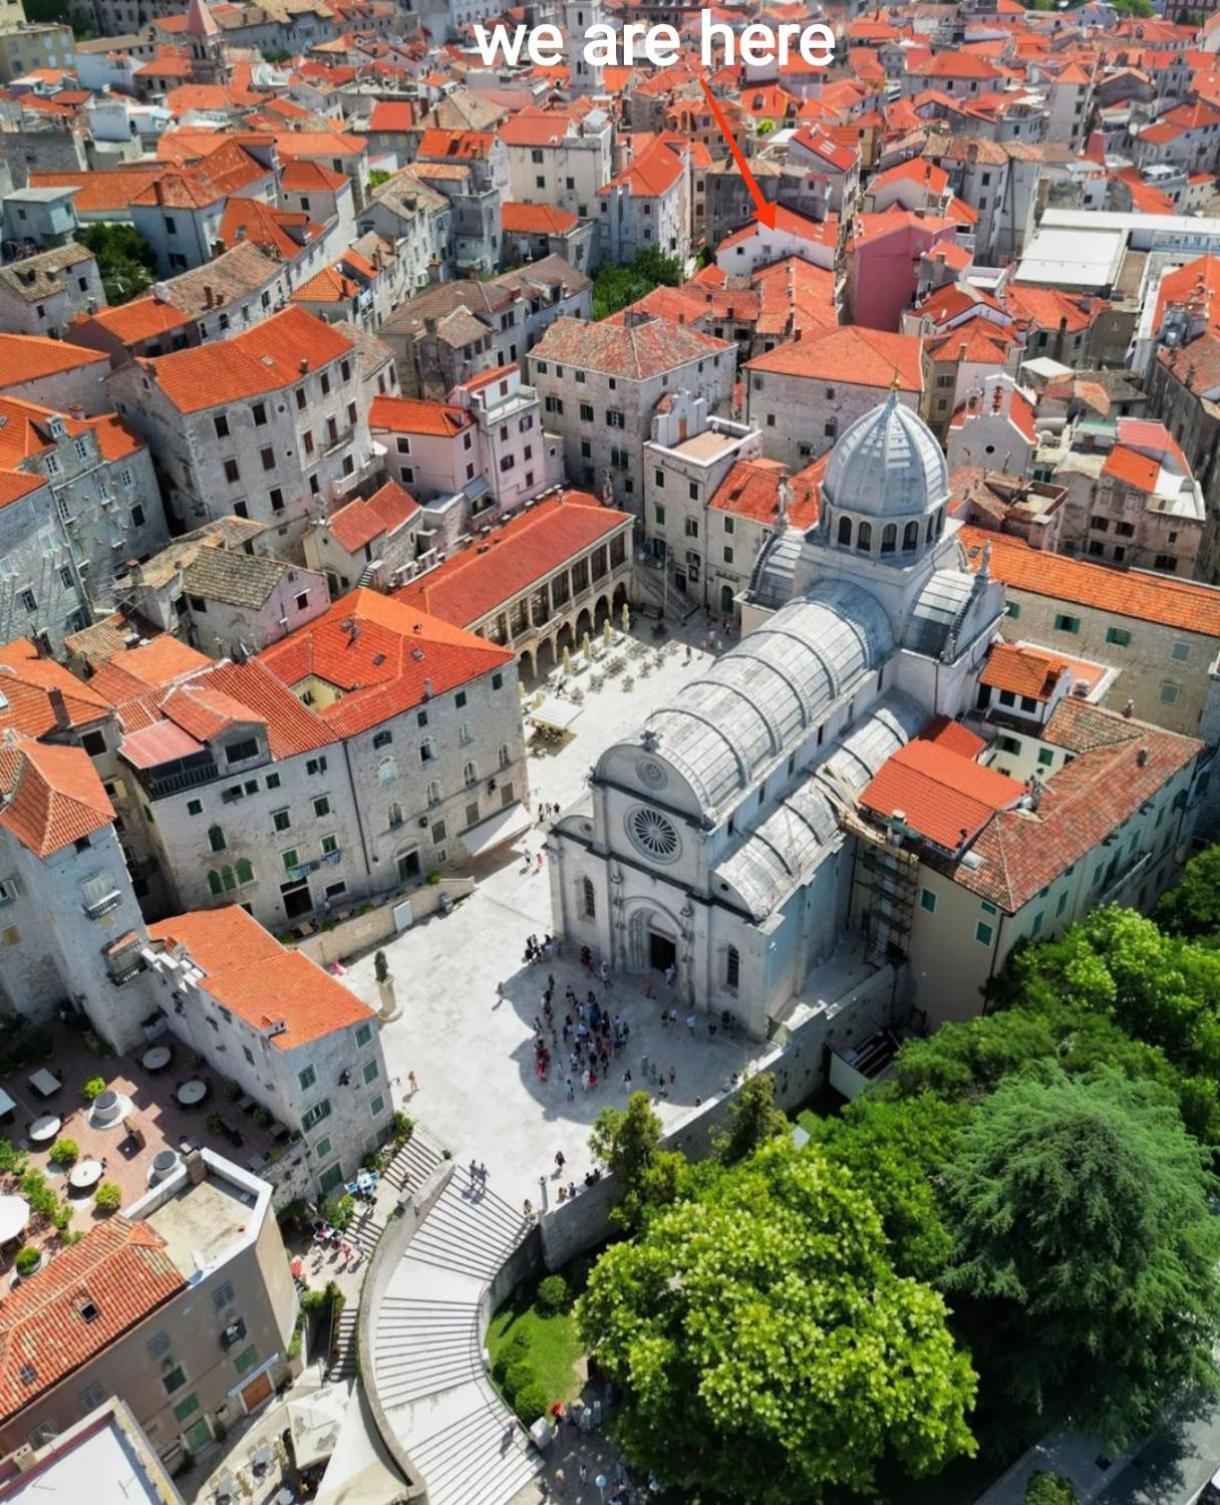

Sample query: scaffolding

[845,811,922,967]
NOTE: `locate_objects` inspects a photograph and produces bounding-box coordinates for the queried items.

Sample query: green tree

[714,1070,786,1164]
[578,1141,976,1503]
[1025,1473,1079,1505]
[81,223,156,307]
[591,247,683,319]
[941,1066,1220,1445]
[631,245,682,287]
[807,1091,968,1281]
[1155,844,1220,940]
[588,1090,684,1230]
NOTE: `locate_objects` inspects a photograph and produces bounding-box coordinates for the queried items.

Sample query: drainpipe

[342,738,375,891]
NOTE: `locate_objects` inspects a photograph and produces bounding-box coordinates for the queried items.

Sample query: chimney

[48,687,71,732]
[299,357,308,373]
[423,676,433,698]
[1136,746,1148,767]
[203,284,214,309]
[184,1149,207,1185]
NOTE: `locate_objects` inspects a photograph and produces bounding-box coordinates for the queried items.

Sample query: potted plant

[81,1077,106,1103]
[13,1245,41,1278]
[47,1139,78,1168]
[94,1182,122,1214]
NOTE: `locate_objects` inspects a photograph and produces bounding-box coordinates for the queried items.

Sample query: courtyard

[342,612,771,1209]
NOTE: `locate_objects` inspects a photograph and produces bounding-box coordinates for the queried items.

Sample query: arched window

[837,514,852,547]
[581,877,595,918]
[378,755,398,786]
[235,858,254,885]
[881,523,897,555]
[903,520,919,551]
[418,739,434,765]
[463,761,478,788]
[498,743,511,770]
[208,825,225,853]
[387,802,403,829]
[856,520,872,552]
[936,506,945,537]
[926,513,936,543]
[458,721,473,746]
[207,870,223,896]
[426,780,442,808]
[221,865,236,892]
[726,945,740,989]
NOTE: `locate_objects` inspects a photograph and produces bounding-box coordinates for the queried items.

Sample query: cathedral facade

[547,394,1007,1037]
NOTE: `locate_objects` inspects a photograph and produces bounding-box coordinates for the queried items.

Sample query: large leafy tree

[588,1090,684,1230]
[1155,843,1220,941]
[577,1141,977,1503]
[714,1069,787,1164]
[806,1090,968,1281]
[941,1066,1220,1446]
[81,223,155,306]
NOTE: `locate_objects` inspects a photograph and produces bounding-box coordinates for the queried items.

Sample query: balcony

[142,758,219,800]
[82,884,123,921]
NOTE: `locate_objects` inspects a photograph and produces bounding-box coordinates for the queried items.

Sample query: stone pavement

[342,617,768,1211]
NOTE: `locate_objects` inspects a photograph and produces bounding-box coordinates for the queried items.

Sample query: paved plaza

[342,614,769,1209]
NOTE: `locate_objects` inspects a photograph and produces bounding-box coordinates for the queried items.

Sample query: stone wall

[293,876,477,968]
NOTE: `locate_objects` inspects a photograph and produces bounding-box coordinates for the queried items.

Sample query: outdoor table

[28,1115,61,1145]
[27,1068,60,1098]
[176,1079,208,1107]
[0,1195,29,1244]
[68,1160,103,1192]
[142,1045,172,1072]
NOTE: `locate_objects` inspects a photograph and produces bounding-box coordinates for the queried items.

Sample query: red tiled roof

[708,458,818,529]
[501,201,579,235]
[0,733,116,858]
[959,526,1220,637]
[326,478,419,554]
[0,334,107,391]
[1103,445,1161,493]
[138,307,352,415]
[979,642,1069,702]
[529,315,731,380]
[28,168,162,214]
[597,141,684,199]
[73,296,192,345]
[746,325,923,390]
[0,638,110,738]
[368,394,471,437]
[395,492,629,628]
[148,905,374,1048]
[860,735,1025,851]
[0,1217,184,1423]
[259,587,512,736]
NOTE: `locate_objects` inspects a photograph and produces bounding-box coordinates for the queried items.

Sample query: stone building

[526,313,735,512]
[0,243,103,339]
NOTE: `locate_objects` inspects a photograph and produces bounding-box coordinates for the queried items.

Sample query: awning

[528,695,582,734]
[461,801,532,858]
[314,1381,409,1505]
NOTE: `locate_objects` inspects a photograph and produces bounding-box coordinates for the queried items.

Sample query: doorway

[281,881,312,920]
[182,1418,212,1455]
[240,1371,273,1413]
[649,930,677,973]
[397,849,421,883]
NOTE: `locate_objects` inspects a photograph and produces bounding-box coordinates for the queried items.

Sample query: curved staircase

[369,1144,542,1505]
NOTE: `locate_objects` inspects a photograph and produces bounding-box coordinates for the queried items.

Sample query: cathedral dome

[822,391,948,519]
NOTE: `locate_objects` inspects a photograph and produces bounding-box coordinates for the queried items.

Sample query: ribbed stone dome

[822,392,948,519]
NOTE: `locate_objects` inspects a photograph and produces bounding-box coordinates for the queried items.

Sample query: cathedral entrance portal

[649,931,677,974]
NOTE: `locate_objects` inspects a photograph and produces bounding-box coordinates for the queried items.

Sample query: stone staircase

[385,1130,445,1192]
[370,1164,542,1505]
[327,1305,359,1381]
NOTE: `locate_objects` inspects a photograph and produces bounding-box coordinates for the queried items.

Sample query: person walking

[408,1069,418,1094]
[555,1150,566,1174]
[469,1158,478,1188]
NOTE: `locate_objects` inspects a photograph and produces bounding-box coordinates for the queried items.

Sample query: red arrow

[698,75,777,229]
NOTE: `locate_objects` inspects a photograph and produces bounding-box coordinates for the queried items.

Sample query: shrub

[81,1077,106,1102]
[94,1181,122,1213]
[1025,1474,1079,1505]
[503,1360,535,1403]
[514,1381,548,1428]
[47,1140,78,1167]
[321,1195,355,1232]
[14,1246,40,1276]
[0,1139,27,1176]
[536,1275,570,1315]
[51,1205,71,1233]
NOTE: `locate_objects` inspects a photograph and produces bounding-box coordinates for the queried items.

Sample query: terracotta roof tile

[368,394,472,437]
[395,492,630,628]
[979,642,1069,702]
[861,734,1025,851]
[0,1218,184,1423]
[0,334,107,391]
[148,905,374,1048]
[747,325,923,390]
[0,638,110,738]
[326,479,419,554]
[529,315,731,380]
[0,733,116,858]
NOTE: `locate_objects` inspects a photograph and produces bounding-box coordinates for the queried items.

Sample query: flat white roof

[0,1410,177,1505]
[1016,226,1125,289]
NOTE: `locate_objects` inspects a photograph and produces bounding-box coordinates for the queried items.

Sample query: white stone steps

[408,1391,542,1505]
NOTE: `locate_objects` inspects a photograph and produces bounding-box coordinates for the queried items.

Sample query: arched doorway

[593,595,610,629]
[612,581,628,610]
[556,621,575,659]
[720,584,735,615]
[626,905,679,976]
[575,607,592,640]
[517,647,535,682]
[536,637,555,677]
[395,842,421,884]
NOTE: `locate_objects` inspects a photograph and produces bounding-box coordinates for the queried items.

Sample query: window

[1053,614,1080,634]
[252,402,267,426]
[356,1022,373,1047]
[920,888,937,914]
[419,740,434,764]
[1106,627,1131,647]
[233,1345,260,1377]
[172,1394,199,1424]
[1037,748,1054,768]
[226,739,257,764]
[581,877,595,918]
[187,799,203,816]
[1161,682,1179,704]
[371,1095,385,1118]
[498,743,511,770]
[267,773,281,789]
[214,414,230,439]
[725,945,740,989]
[459,721,472,746]
[306,757,327,776]
[260,447,275,471]
[492,673,503,691]
[313,796,331,818]
[212,1281,236,1310]
[208,825,226,853]
[363,1059,379,1084]
[321,835,338,855]
[273,809,291,832]
[579,402,593,422]
[235,858,253,885]
[975,921,994,946]
[223,459,240,484]
[1172,641,1190,662]
[379,756,399,784]
[1006,601,1020,619]
[282,848,300,872]
[464,761,478,787]
[426,780,441,807]
[162,1366,187,1396]
[302,1098,331,1130]
[684,518,698,538]
[298,1065,317,1091]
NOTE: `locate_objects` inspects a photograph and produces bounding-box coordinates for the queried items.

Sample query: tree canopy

[1154,844,1220,940]
[577,1141,977,1504]
[81,223,156,307]
[714,1070,787,1164]
[941,1066,1220,1445]
[588,1090,684,1230]
[591,247,683,320]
